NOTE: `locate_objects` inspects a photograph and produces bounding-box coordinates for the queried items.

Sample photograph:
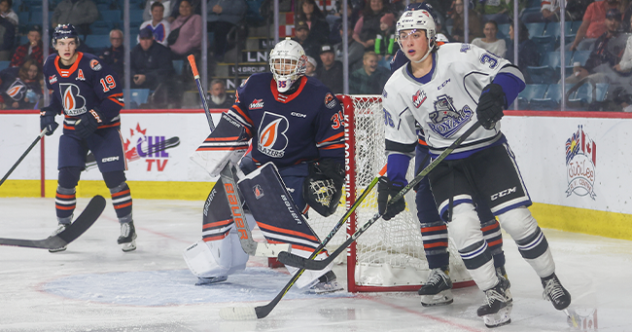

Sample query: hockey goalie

[184,38,346,294]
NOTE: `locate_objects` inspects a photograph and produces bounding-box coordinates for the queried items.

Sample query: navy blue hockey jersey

[43,52,124,134]
[226,73,345,169]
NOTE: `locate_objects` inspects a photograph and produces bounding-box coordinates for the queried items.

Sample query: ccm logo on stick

[491,187,517,201]
[224,183,249,240]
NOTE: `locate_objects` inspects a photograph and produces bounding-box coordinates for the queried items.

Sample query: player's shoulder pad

[81,52,104,71]
[43,53,58,71]
[236,72,271,96]
[305,76,340,110]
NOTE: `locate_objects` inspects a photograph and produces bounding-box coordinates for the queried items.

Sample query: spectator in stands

[132,27,176,107]
[143,0,177,22]
[297,0,331,45]
[0,59,42,109]
[506,22,539,83]
[316,44,343,93]
[207,0,246,61]
[99,29,125,81]
[477,0,513,24]
[293,21,321,62]
[10,25,42,68]
[306,56,317,76]
[0,0,17,26]
[169,0,202,59]
[52,0,99,36]
[0,15,14,60]
[206,79,234,108]
[349,51,389,94]
[353,0,391,50]
[565,9,626,84]
[333,21,364,71]
[450,0,483,43]
[168,0,201,23]
[569,0,623,51]
[140,2,171,47]
[472,20,506,58]
[374,12,397,69]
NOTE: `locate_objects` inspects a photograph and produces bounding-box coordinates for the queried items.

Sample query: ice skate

[477,278,512,328]
[541,273,571,310]
[48,224,68,253]
[117,221,137,252]
[309,271,344,294]
[418,267,453,307]
[195,275,228,286]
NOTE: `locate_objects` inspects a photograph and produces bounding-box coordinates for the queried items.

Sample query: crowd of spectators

[2,0,632,111]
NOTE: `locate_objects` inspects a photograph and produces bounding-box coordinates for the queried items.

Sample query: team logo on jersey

[428,94,473,138]
[253,184,264,199]
[324,93,337,109]
[565,125,597,199]
[76,69,86,81]
[7,79,26,101]
[412,90,426,108]
[249,98,264,109]
[49,75,57,84]
[257,112,289,158]
[90,59,102,71]
[59,83,87,116]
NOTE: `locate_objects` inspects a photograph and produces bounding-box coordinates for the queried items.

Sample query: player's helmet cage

[52,24,81,46]
[396,10,436,61]
[269,38,307,93]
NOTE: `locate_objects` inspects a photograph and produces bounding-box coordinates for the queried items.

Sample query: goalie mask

[396,10,436,63]
[269,38,307,93]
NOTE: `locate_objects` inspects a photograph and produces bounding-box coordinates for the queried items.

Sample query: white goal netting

[306,95,473,292]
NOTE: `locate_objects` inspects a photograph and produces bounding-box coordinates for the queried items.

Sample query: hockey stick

[278,122,483,270]
[0,195,106,249]
[85,136,180,169]
[187,54,215,131]
[219,163,290,257]
[0,128,47,187]
[219,164,388,320]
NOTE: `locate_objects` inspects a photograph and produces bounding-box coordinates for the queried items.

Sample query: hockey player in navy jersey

[40,24,135,252]
[383,2,509,308]
[379,10,571,327]
[184,38,345,293]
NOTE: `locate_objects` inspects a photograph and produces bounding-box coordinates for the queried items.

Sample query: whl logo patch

[249,98,264,109]
[412,90,426,108]
[565,125,597,199]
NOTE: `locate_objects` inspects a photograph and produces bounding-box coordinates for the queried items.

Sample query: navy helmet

[53,24,80,46]
[405,2,441,27]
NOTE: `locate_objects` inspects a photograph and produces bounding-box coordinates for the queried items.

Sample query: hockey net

[306,95,474,293]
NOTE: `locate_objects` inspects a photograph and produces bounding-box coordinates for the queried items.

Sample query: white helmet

[396,10,436,62]
[269,37,307,93]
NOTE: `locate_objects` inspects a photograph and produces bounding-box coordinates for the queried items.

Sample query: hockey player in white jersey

[378,10,571,327]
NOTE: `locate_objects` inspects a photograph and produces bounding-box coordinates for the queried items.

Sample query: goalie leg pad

[182,236,248,279]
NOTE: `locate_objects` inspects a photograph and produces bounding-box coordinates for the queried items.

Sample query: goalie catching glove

[476,83,505,130]
[303,159,344,217]
[75,108,104,139]
[377,176,406,220]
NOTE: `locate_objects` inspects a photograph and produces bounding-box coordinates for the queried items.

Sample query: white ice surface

[0,197,630,331]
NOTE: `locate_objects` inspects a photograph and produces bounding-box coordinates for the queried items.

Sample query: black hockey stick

[219,164,388,320]
[0,195,106,249]
[278,122,483,270]
[85,136,180,169]
[188,54,215,131]
[0,128,47,187]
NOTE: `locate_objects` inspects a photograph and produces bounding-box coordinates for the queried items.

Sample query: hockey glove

[318,159,345,188]
[377,176,406,221]
[75,108,104,139]
[39,106,59,136]
[476,83,506,130]
[303,159,344,217]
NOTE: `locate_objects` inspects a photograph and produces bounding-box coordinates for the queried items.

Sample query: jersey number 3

[100,75,117,92]
[331,111,344,129]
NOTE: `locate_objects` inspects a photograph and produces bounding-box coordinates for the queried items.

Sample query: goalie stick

[0,128,47,187]
[188,54,215,131]
[85,136,180,170]
[0,195,106,249]
[218,164,388,320]
[277,122,483,271]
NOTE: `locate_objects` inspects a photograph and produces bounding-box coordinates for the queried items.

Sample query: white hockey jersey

[382,43,524,158]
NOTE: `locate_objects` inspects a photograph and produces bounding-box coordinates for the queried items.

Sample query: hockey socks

[55,186,76,225]
[419,222,449,270]
[110,182,133,223]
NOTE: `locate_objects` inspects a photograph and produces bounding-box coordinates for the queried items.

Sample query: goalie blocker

[184,162,334,289]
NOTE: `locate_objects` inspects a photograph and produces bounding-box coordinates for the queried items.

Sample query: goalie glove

[75,108,104,139]
[377,176,406,220]
[476,83,505,130]
[303,159,344,217]
[40,106,59,136]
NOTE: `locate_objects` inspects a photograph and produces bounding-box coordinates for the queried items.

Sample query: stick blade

[277,251,327,270]
[219,306,259,320]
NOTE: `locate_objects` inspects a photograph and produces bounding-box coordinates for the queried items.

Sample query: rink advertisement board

[1,109,631,239]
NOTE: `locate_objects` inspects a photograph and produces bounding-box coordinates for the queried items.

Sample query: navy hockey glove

[39,106,59,136]
[377,176,406,221]
[476,83,505,130]
[75,108,104,139]
[318,158,345,188]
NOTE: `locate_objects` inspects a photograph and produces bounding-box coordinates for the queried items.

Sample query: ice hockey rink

[0,197,629,332]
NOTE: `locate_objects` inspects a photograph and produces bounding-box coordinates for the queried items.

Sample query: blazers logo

[565,125,597,199]
[257,112,289,158]
[249,98,264,109]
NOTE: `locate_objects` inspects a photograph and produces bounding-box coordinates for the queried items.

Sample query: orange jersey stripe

[418,139,428,146]
[63,124,75,130]
[114,201,133,209]
[196,147,247,151]
[112,189,130,197]
[232,105,254,126]
[97,122,121,129]
[481,221,499,232]
[318,132,344,144]
[205,136,241,142]
[203,219,233,229]
[320,144,345,150]
[257,222,318,242]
